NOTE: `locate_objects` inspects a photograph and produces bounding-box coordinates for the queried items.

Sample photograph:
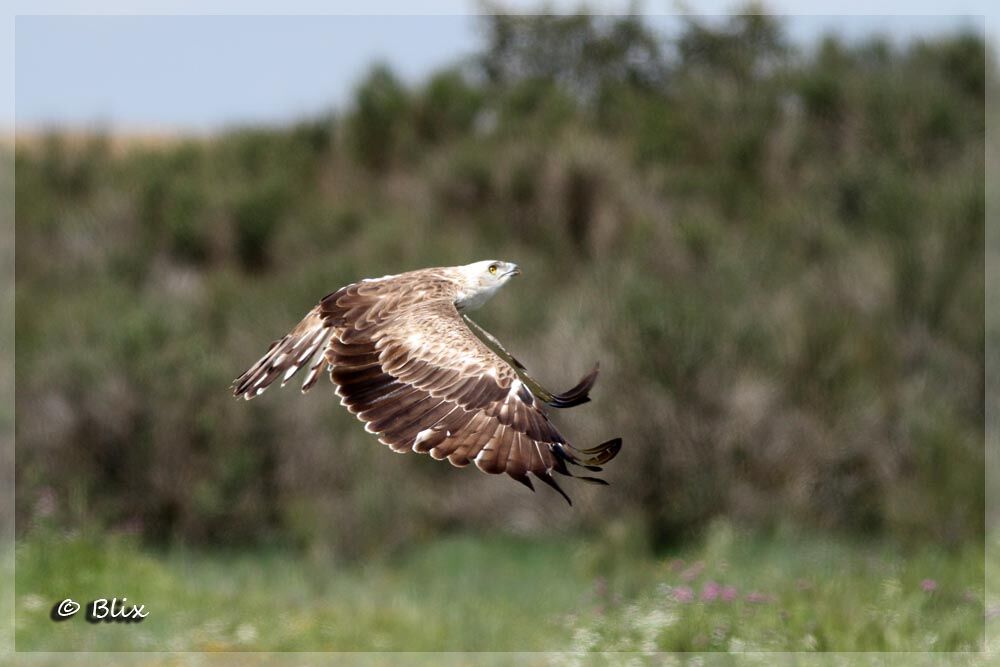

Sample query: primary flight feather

[232,260,622,503]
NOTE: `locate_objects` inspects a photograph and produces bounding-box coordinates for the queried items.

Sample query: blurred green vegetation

[14,519,985,651]
[17,523,591,651]
[14,8,985,580]
[569,520,983,652]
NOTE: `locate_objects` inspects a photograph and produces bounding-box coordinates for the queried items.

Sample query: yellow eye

[488,264,498,275]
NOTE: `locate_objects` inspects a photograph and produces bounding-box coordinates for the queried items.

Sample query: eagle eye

[488,263,499,275]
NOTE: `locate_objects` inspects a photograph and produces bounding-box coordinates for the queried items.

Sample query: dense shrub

[414,69,484,143]
[14,12,986,556]
[346,63,412,171]
[232,178,291,271]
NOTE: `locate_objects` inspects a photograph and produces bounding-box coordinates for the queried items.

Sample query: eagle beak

[507,265,522,277]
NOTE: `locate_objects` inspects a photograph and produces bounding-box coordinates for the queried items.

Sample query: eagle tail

[558,437,622,468]
[232,307,334,400]
[536,437,622,504]
[545,364,600,408]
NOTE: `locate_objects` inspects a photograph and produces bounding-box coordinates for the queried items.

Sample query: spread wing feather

[232,307,335,399]
[233,277,621,502]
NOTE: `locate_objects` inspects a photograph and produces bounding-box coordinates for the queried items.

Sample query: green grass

[14,521,984,653]
[16,528,587,651]
[567,522,985,653]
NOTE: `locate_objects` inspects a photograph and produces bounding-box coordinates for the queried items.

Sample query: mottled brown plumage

[232,261,621,503]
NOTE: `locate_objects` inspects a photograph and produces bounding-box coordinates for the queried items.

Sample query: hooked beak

[505,264,521,278]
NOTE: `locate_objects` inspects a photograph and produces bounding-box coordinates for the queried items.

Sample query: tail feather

[541,437,623,504]
[554,438,623,469]
[545,364,599,408]
[232,307,334,400]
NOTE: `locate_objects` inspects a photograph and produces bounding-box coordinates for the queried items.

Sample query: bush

[347,63,411,171]
[163,181,212,265]
[415,69,483,143]
[232,178,291,271]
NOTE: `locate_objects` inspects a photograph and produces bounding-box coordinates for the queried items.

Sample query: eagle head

[454,260,521,311]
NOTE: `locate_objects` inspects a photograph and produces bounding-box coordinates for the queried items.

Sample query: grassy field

[14,521,984,653]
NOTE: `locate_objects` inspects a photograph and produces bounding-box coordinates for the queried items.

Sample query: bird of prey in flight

[233,260,621,503]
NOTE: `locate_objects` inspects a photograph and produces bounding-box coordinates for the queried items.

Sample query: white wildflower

[571,626,599,652]
[235,623,257,643]
[21,594,44,611]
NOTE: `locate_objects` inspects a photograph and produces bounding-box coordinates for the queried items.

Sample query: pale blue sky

[15,15,478,130]
[11,4,990,132]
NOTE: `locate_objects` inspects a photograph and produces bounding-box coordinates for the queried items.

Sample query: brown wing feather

[232,306,335,399]
[325,298,620,502]
[234,271,622,502]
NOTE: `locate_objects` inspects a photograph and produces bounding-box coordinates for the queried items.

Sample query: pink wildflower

[920,579,938,593]
[701,581,721,601]
[745,591,772,603]
[673,586,695,603]
[720,586,738,602]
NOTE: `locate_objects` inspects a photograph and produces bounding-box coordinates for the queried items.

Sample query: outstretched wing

[232,306,335,399]
[321,295,620,502]
[233,277,621,502]
[232,275,431,399]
